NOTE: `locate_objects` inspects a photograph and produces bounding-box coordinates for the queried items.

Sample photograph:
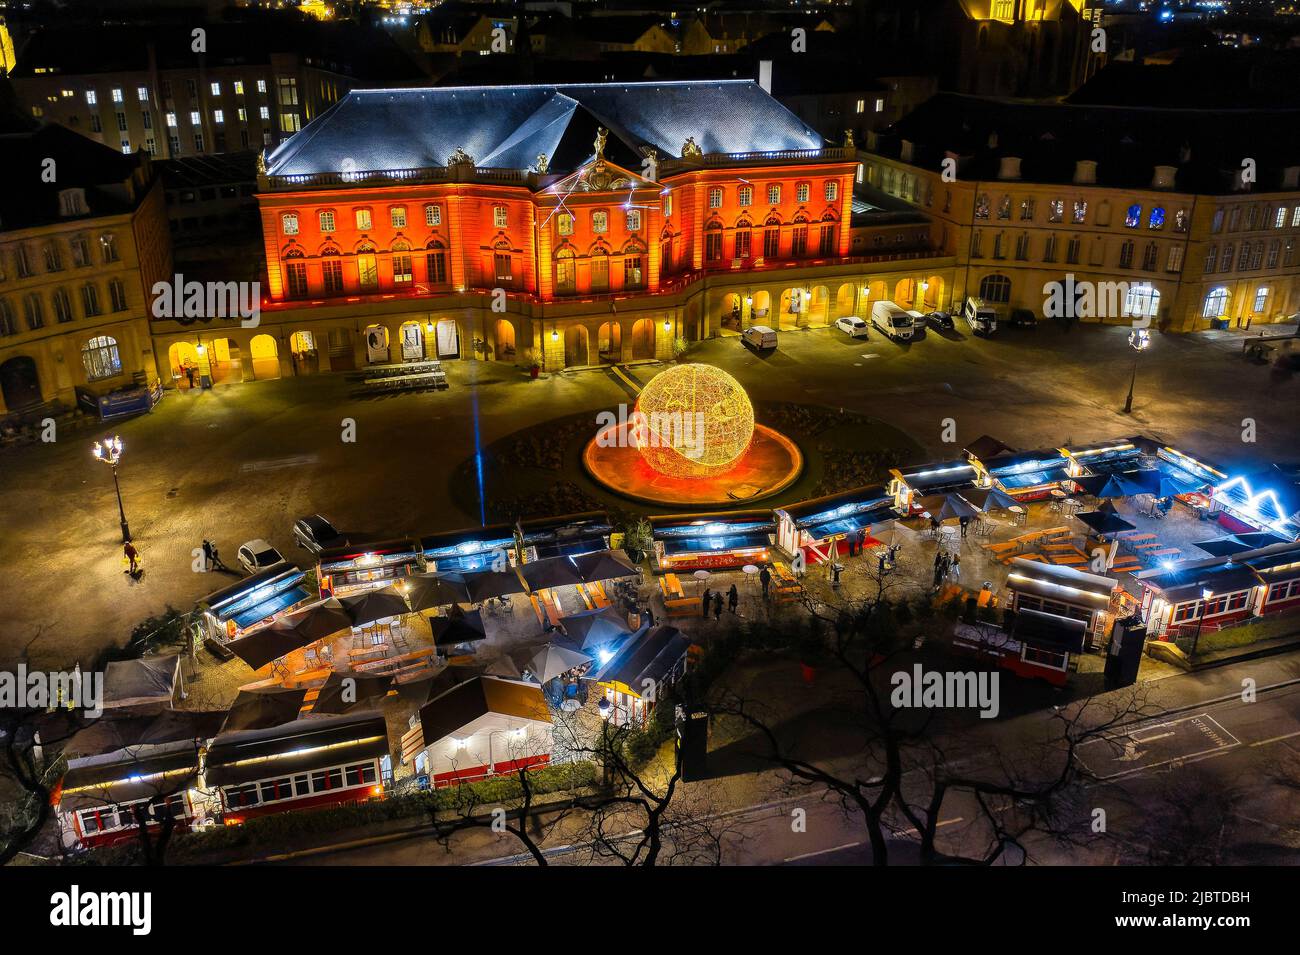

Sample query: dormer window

[58,189,88,217]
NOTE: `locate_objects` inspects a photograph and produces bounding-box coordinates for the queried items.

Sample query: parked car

[927,311,954,331]
[742,325,778,351]
[905,310,928,339]
[870,301,915,342]
[1008,308,1038,328]
[293,514,347,554]
[834,316,870,338]
[961,297,998,336]
[237,539,285,574]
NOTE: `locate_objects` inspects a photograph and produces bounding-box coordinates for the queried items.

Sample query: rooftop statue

[681,136,703,159]
[594,127,608,159]
[447,146,474,166]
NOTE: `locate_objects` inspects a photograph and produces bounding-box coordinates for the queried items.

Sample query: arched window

[321,246,343,294]
[284,247,308,299]
[391,239,412,284]
[425,239,447,285]
[763,216,781,258]
[82,335,122,381]
[590,247,610,292]
[705,221,723,262]
[555,248,576,295]
[734,219,752,259]
[979,273,1011,303]
[1124,284,1160,320]
[1203,287,1229,318]
[356,242,378,290]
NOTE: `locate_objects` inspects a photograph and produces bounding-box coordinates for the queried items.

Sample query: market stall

[420,523,516,573]
[1003,557,1125,650]
[518,511,612,561]
[318,538,422,597]
[1208,464,1300,540]
[197,564,314,644]
[649,511,775,571]
[889,459,980,512]
[973,447,1074,501]
[1136,559,1262,640]
[775,484,895,564]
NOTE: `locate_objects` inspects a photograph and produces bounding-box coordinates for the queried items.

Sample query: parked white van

[870,301,915,342]
[962,297,999,336]
[742,325,778,351]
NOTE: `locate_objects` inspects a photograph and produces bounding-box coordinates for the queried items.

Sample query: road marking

[1077,714,1241,780]
[240,454,318,472]
[609,364,642,395]
[896,817,964,838]
[783,841,860,863]
[1249,729,1300,748]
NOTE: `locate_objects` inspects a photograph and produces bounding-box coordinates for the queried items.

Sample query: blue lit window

[1148,207,1165,230]
[1125,204,1142,228]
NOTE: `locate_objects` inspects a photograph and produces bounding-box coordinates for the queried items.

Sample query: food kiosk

[889,459,980,512]
[775,485,895,564]
[650,511,774,572]
[197,564,314,643]
[318,538,422,597]
[973,447,1074,501]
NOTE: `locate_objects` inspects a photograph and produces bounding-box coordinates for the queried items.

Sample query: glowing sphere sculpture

[634,364,755,478]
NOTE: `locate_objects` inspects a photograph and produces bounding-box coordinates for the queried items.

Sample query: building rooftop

[875,92,1300,194]
[264,79,824,178]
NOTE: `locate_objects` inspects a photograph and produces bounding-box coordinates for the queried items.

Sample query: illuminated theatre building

[149,81,948,378]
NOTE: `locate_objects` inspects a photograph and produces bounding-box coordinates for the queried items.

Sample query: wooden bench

[1147,547,1182,558]
[664,594,701,617]
[659,574,685,601]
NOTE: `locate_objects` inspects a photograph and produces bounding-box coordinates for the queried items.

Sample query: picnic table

[353,646,438,673]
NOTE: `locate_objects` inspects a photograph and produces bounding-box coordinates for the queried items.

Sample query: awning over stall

[101,654,181,712]
[205,712,389,788]
[198,564,312,633]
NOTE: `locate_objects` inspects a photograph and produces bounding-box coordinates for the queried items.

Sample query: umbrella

[220,686,307,734]
[936,493,982,522]
[403,573,472,611]
[1098,499,1119,515]
[961,486,1020,512]
[1074,509,1137,536]
[428,610,488,648]
[483,654,523,679]
[1192,537,1253,557]
[561,607,632,650]
[1153,474,1197,499]
[271,598,354,643]
[519,557,585,591]
[1074,473,1129,499]
[422,665,482,702]
[311,671,393,714]
[227,627,315,672]
[460,568,527,602]
[339,587,410,627]
[571,550,640,584]
[528,643,593,684]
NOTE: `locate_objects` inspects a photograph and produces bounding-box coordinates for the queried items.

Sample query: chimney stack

[1073,160,1098,185]
[1151,165,1178,190]
[998,156,1022,180]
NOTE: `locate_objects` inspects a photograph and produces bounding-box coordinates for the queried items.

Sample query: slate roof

[878,92,1300,194]
[419,676,551,746]
[0,124,142,232]
[264,80,824,178]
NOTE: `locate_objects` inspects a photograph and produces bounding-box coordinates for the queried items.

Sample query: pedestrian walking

[123,540,140,576]
[184,365,195,388]
[201,539,214,571]
[931,562,944,592]
[950,552,962,581]
[713,592,723,620]
[727,584,738,613]
[210,542,227,571]
[960,515,970,538]
[759,566,771,599]
[700,587,711,617]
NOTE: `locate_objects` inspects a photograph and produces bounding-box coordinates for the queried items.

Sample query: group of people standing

[932,548,961,592]
[700,584,740,619]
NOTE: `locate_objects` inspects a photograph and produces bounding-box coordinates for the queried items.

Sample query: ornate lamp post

[92,435,131,543]
[1123,327,1151,414]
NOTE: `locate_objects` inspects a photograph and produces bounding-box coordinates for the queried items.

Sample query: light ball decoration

[634,363,755,478]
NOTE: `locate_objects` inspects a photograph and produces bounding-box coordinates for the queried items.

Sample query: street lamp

[1191,587,1213,656]
[1122,327,1151,414]
[92,435,131,543]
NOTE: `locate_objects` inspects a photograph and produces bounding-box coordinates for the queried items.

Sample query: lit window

[234,81,244,95]
[708,187,723,209]
[166,112,177,127]
[85,90,97,106]
[259,106,270,120]
[213,110,224,124]
[82,335,122,381]
[281,213,299,235]
[390,207,407,228]
[238,108,247,122]
[626,209,641,231]
[493,206,508,228]
[874,97,885,112]
[111,88,123,103]
[210,82,221,96]
[1275,207,1287,229]
[738,185,752,206]
[796,183,810,203]
[136,86,149,101]
[824,181,838,202]
[189,111,200,125]
[663,192,672,216]
[855,99,865,114]
[767,184,781,204]
[355,208,372,230]
[1202,287,1229,318]
[424,204,441,227]
[319,211,335,232]
[1253,286,1270,312]
[1291,206,1300,228]
[592,210,608,233]
[1148,207,1165,230]
[1072,200,1087,224]
[556,213,574,236]
[1124,204,1142,228]
[257,80,267,93]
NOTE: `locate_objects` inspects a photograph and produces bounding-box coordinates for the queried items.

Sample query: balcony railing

[263,165,534,191]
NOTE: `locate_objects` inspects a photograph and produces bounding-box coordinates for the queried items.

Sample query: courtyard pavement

[1,319,1297,670]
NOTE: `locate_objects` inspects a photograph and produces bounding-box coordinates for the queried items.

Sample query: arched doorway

[249,334,281,380]
[865,280,887,306]
[434,320,460,359]
[835,284,856,319]
[630,319,656,360]
[894,278,917,308]
[923,276,945,311]
[0,356,41,410]
[752,291,771,323]
[597,322,622,363]
[364,325,391,364]
[778,288,803,330]
[399,321,426,362]
[494,319,516,362]
[809,286,831,325]
[721,292,743,334]
[289,331,318,375]
[199,338,241,384]
[168,341,200,387]
[564,325,588,367]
